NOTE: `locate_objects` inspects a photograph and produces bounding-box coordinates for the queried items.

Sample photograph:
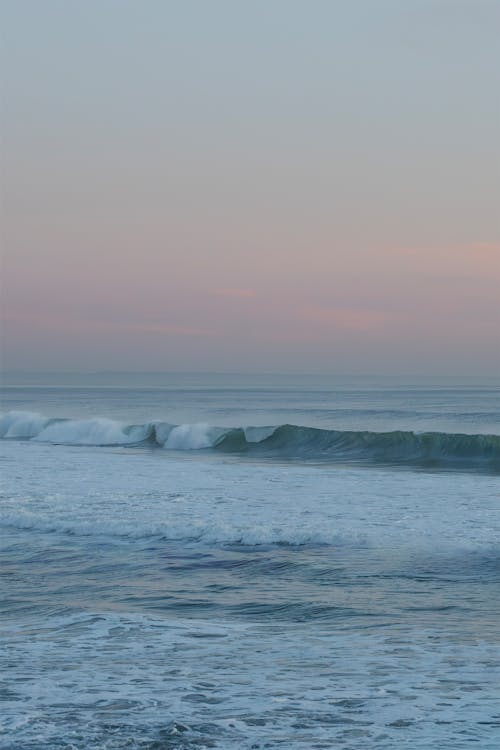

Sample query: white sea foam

[0,509,357,548]
[34,417,151,445]
[1,439,498,550]
[1,608,499,750]
[153,420,174,445]
[1,410,498,471]
[2,383,499,750]
[164,422,217,450]
[0,410,50,438]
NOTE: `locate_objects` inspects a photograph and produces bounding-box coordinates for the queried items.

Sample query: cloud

[388,242,500,280]
[123,322,214,336]
[2,311,215,337]
[210,287,256,299]
[301,306,389,331]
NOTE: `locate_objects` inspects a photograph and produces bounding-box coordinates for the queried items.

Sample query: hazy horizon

[2,369,498,386]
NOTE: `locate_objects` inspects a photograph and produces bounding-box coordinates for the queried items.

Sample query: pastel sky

[1,0,499,375]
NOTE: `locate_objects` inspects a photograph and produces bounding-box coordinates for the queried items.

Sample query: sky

[1,0,499,375]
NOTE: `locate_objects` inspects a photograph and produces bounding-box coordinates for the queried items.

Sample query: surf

[1,410,499,472]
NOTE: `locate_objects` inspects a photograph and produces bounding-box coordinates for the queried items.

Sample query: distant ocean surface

[1,373,499,749]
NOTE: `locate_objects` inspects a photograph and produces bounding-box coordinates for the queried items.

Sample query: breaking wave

[1,410,499,472]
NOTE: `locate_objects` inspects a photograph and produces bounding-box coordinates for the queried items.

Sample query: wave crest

[1,411,498,472]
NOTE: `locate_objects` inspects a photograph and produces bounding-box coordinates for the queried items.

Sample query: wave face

[1,410,498,472]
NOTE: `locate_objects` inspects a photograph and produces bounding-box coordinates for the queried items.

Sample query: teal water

[1,375,499,749]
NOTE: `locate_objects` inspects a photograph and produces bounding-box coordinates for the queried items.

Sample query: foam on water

[0,410,51,438]
[1,410,499,471]
[1,440,499,550]
[1,380,500,749]
[165,422,219,450]
[1,610,499,749]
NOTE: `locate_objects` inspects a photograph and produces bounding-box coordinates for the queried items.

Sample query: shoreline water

[1,378,499,748]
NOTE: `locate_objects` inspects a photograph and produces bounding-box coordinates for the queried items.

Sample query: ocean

[1,373,499,749]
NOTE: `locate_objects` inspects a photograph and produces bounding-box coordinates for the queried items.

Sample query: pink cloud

[2,311,214,337]
[301,306,390,331]
[388,242,500,279]
[210,287,256,298]
[124,322,215,336]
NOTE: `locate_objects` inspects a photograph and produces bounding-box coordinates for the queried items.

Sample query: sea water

[1,374,499,749]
